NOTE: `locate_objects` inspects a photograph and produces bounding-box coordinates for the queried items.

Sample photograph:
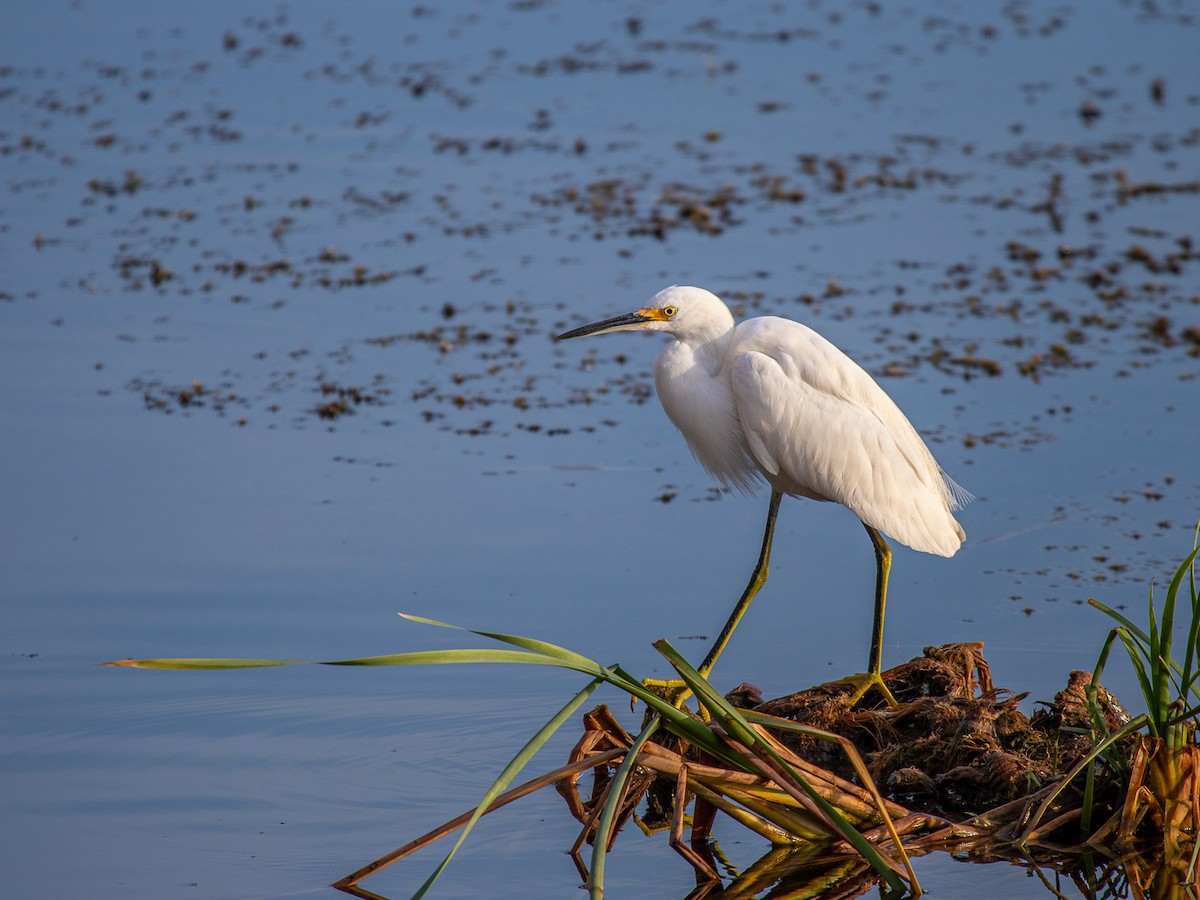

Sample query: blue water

[2,1,1198,897]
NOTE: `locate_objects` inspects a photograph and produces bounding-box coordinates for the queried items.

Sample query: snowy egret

[557,285,968,705]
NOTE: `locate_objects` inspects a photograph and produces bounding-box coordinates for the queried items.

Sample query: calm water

[2,2,1198,897]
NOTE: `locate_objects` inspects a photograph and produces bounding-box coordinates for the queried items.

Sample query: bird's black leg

[864,523,892,678]
[826,523,898,707]
[698,488,783,677]
[642,490,782,711]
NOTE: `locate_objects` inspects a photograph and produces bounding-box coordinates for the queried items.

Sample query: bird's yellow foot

[826,670,898,707]
[642,678,719,726]
[640,676,695,711]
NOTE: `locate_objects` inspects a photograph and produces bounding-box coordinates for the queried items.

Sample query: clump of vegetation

[111,619,924,896]
[108,535,1200,898]
[1081,538,1200,893]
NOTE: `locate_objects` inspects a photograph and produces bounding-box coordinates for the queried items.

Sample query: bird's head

[555,285,734,342]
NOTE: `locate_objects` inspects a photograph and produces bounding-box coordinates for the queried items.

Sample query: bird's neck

[686,328,734,376]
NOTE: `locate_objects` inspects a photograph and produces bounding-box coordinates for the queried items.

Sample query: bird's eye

[662,306,678,317]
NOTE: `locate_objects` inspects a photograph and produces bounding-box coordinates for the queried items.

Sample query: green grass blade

[399,613,603,673]
[1016,712,1150,846]
[1089,598,1155,650]
[740,708,876,746]
[1088,629,1118,708]
[1084,635,1135,777]
[1115,628,1159,735]
[1161,546,1200,747]
[1153,580,1177,731]
[108,648,600,674]
[650,641,761,748]
[1165,546,1200,611]
[103,657,303,669]
[323,648,571,668]
[1091,595,1200,706]
[1080,749,1096,838]
[652,640,911,894]
[587,716,660,898]
[1166,546,1200,687]
[1147,581,1161,665]
[1183,544,1200,700]
[1165,702,1200,728]
[412,677,604,900]
[604,663,742,764]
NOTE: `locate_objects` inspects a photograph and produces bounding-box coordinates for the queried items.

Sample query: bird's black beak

[556,310,652,340]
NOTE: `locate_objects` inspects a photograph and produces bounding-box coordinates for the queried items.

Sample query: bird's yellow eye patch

[638,306,676,321]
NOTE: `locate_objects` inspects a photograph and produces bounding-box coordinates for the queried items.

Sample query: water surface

[2,1,1198,896]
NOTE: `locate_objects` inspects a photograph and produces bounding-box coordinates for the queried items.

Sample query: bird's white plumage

[581,285,967,558]
[556,285,968,697]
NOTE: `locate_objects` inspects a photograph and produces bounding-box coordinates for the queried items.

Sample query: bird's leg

[865,523,891,678]
[701,488,782,677]
[830,523,898,707]
[643,490,782,711]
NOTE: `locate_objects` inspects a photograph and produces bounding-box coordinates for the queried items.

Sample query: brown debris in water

[754,642,1132,816]
[335,643,1187,898]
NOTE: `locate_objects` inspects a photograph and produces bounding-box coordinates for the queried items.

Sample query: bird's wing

[729,319,964,556]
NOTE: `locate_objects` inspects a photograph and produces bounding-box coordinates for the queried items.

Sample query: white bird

[557,285,968,705]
